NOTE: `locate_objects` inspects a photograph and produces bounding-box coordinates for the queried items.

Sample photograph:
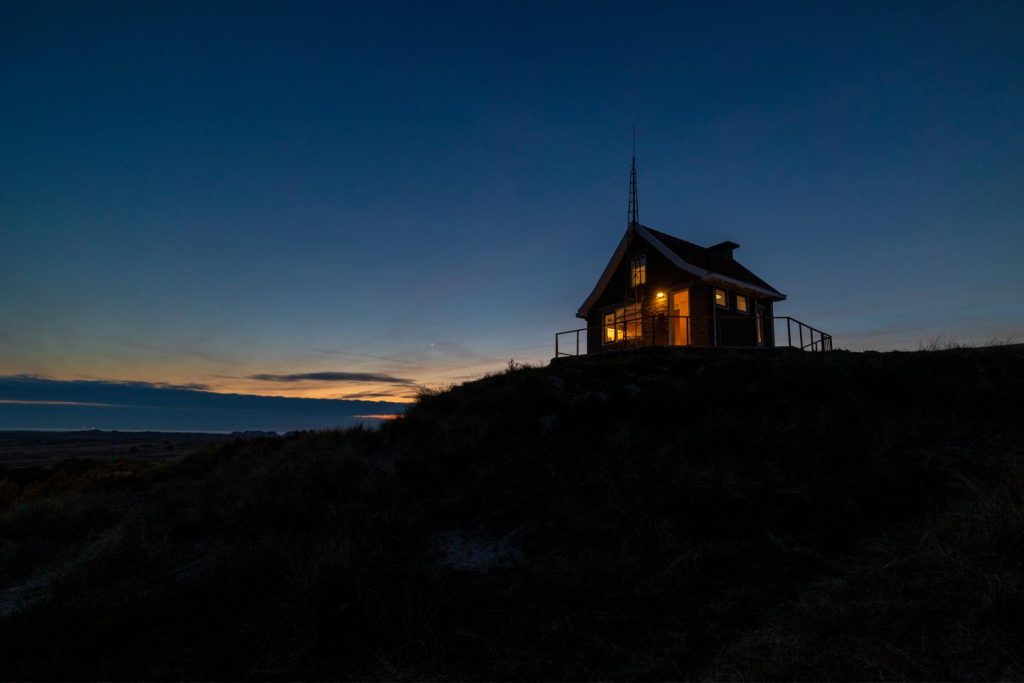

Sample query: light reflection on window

[603,303,643,343]
[630,255,646,287]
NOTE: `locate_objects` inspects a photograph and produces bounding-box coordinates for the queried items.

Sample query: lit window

[630,255,646,287]
[603,304,643,343]
[604,312,618,343]
[624,303,643,339]
[736,295,749,313]
[715,288,728,308]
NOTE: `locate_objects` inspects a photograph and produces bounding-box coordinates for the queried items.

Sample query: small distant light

[656,291,665,299]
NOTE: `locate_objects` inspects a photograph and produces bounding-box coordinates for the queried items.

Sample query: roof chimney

[709,240,740,259]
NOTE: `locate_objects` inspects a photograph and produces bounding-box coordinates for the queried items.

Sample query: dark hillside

[2,346,1023,680]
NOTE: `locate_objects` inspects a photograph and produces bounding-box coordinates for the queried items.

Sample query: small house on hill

[555,158,832,356]
[577,224,785,350]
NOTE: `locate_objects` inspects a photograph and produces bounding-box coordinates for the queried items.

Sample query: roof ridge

[640,225,784,297]
[576,223,785,318]
[642,225,711,251]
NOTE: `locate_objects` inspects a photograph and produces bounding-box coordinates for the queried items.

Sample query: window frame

[630,254,647,287]
[603,311,620,344]
[714,288,729,309]
[624,302,643,339]
[602,304,643,344]
[736,294,749,314]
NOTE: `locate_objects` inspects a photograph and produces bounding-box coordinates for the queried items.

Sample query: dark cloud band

[248,372,415,385]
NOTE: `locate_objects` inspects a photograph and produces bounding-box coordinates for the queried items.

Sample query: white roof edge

[577,226,786,317]
[636,226,711,278]
[703,272,786,300]
[643,226,786,300]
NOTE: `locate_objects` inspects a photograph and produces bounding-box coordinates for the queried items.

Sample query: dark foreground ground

[1,346,1023,680]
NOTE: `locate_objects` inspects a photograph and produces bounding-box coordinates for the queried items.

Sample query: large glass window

[630,255,646,287]
[715,288,728,308]
[602,304,643,343]
[736,294,749,314]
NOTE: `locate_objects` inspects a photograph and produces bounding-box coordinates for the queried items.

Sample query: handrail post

[787,318,792,348]
[576,330,580,356]
[799,324,804,350]
[556,333,559,357]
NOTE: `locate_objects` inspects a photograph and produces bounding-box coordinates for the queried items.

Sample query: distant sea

[0,376,406,433]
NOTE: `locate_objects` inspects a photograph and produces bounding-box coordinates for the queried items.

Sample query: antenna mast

[627,125,639,231]
[623,126,645,349]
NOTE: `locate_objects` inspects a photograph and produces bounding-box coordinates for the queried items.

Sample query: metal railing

[555,314,832,357]
[775,316,833,352]
[555,313,685,357]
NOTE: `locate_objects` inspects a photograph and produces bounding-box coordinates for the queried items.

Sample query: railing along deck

[777,316,832,352]
[555,314,833,357]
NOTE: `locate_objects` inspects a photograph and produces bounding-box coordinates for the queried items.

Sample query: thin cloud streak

[248,371,416,385]
[330,389,420,400]
[7,375,211,392]
[312,348,419,364]
[0,399,127,408]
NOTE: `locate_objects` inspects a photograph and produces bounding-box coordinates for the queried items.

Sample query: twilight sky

[2,0,1023,404]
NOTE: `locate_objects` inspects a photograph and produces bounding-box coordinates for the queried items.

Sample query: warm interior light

[656,291,665,299]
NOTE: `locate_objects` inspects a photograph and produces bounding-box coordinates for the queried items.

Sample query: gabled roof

[577,224,786,318]
[643,227,783,295]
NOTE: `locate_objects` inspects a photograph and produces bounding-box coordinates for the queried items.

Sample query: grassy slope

[1,346,1023,680]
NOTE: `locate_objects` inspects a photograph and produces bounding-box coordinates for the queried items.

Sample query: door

[669,289,690,346]
[756,304,767,346]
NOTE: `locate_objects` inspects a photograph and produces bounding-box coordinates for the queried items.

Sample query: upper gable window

[630,255,646,287]
[736,295,749,314]
[715,288,728,308]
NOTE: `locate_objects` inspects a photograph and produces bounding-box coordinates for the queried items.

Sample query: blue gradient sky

[2,0,1023,402]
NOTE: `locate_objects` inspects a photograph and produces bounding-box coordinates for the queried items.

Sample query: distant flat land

[0,430,245,468]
